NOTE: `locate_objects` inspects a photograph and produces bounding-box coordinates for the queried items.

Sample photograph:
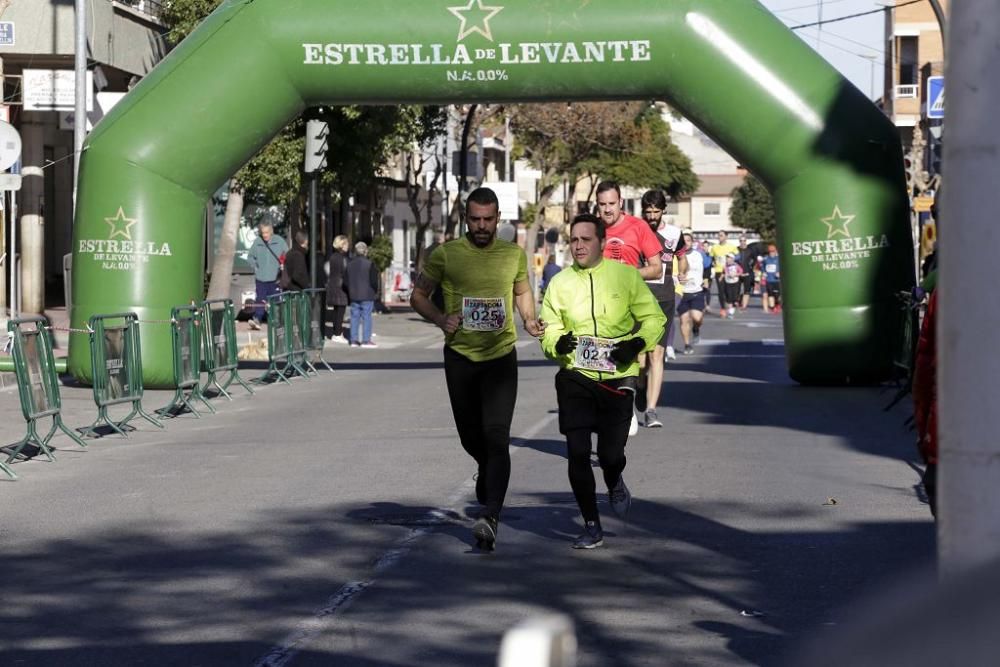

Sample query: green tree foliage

[730,174,777,242]
[510,103,698,227]
[584,107,699,200]
[368,235,394,274]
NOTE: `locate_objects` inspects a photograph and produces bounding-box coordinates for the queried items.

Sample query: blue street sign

[927,76,944,119]
[0,22,13,46]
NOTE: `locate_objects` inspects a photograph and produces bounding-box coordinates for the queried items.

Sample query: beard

[470,231,494,248]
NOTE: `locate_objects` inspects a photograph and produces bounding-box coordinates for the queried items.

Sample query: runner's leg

[477,349,517,519]
[443,346,488,483]
[566,429,599,522]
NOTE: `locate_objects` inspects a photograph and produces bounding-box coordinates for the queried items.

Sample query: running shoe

[329,335,349,345]
[666,346,676,361]
[473,515,498,551]
[350,342,361,348]
[248,319,261,331]
[692,329,701,344]
[683,345,695,355]
[644,409,663,428]
[572,520,604,549]
[609,476,632,519]
[628,412,639,436]
[361,341,378,348]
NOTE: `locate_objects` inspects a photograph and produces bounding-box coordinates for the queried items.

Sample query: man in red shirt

[595,181,665,434]
[596,181,664,281]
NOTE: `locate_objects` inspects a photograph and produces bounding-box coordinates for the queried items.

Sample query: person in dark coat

[324,234,350,343]
[346,241,380,347]
[284,231,310,291]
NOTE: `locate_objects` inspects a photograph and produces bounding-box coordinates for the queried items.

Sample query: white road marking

[761,339,785,346]
[254,411,559,667]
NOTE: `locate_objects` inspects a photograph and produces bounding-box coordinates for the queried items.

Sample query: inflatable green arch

[69,0,913,387]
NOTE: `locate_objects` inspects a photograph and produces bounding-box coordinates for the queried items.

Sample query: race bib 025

[462,297,507,332]
[574,335,617,372]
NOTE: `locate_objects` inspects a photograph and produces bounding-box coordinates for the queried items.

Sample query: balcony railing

[112,0,165,23]
[895,84,919,99]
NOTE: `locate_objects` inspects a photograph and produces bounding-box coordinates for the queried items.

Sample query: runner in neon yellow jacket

[538,214,666,549]
[540,235,666,381]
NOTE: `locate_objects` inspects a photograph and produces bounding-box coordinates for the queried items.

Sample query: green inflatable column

[70,0,913,386]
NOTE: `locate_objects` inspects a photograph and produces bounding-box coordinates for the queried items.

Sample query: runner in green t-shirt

[411,187,544,551]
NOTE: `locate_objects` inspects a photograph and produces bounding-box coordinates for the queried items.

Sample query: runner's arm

[637,225,665,280]
[630,276,668,352]
[638,254,663,281]
[513,279,545,337]
[539,282,569,362]
[411,274,461,334]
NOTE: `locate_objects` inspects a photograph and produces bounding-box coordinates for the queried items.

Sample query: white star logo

[105,207,138,240]
[820,206,855,239]
[448,0,504,42]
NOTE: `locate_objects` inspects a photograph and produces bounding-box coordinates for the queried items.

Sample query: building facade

[0,0,166,313]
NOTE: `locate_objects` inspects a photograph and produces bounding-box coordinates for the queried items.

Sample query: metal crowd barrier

[80,312,164,438]
[303,288,333,373]
[3,316,86,479]
[255,292,311,383]
[157,305,215,418]
[200,298,254,399]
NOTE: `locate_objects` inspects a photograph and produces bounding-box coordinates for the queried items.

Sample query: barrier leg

[6,420,56,463]
[53,415,88,448]
[0,458,15,480]
[121,401,165,430]
[157,387,202,419]
[80,406,131,439]
[191,383,217,413]
[219,368,255,395]
[206,370,234,399]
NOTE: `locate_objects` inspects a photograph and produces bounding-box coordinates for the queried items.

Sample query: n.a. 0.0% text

[446,69,509,82]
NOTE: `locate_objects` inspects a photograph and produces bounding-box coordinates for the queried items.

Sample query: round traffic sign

[0,121,22,172]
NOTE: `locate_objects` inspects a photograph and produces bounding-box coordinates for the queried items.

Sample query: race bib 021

[574,335,617,372]
[462,297,507,332]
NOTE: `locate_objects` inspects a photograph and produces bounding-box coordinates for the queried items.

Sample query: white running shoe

[666,346,676,361]
[629,412,639,436]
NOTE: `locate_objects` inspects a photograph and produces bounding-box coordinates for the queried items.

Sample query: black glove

[609,338,645,365]
[555,331,578,355]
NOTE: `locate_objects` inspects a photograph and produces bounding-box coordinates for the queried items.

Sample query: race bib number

[462,297,506,332]
[766,264,777,274]
[574,335,617,372]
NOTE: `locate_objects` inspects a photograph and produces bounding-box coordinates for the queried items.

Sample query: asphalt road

[0,301,935,666]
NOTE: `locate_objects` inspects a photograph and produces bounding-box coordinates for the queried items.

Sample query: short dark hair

[571,213,605,240]
[466,187,500,211]
[294,230,309,245]
[595,180,621,199]
[641,189,668,210]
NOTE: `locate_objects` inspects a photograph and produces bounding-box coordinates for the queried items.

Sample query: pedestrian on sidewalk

[539,214,666,549]
[246,222,288,330]
[325,235,350,343]
[346,241,379,348]
[410,187,545,551]
[284,231,311,291]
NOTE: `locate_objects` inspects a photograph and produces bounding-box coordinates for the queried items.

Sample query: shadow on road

[0,492,934,666]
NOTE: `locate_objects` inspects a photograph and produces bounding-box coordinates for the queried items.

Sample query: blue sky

[760,0,887,99]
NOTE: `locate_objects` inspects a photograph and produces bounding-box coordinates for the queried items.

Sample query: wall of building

[0,0,166,76]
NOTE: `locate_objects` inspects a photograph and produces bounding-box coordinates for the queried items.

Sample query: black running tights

[443,346,517,519]
[565,428,628,523]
